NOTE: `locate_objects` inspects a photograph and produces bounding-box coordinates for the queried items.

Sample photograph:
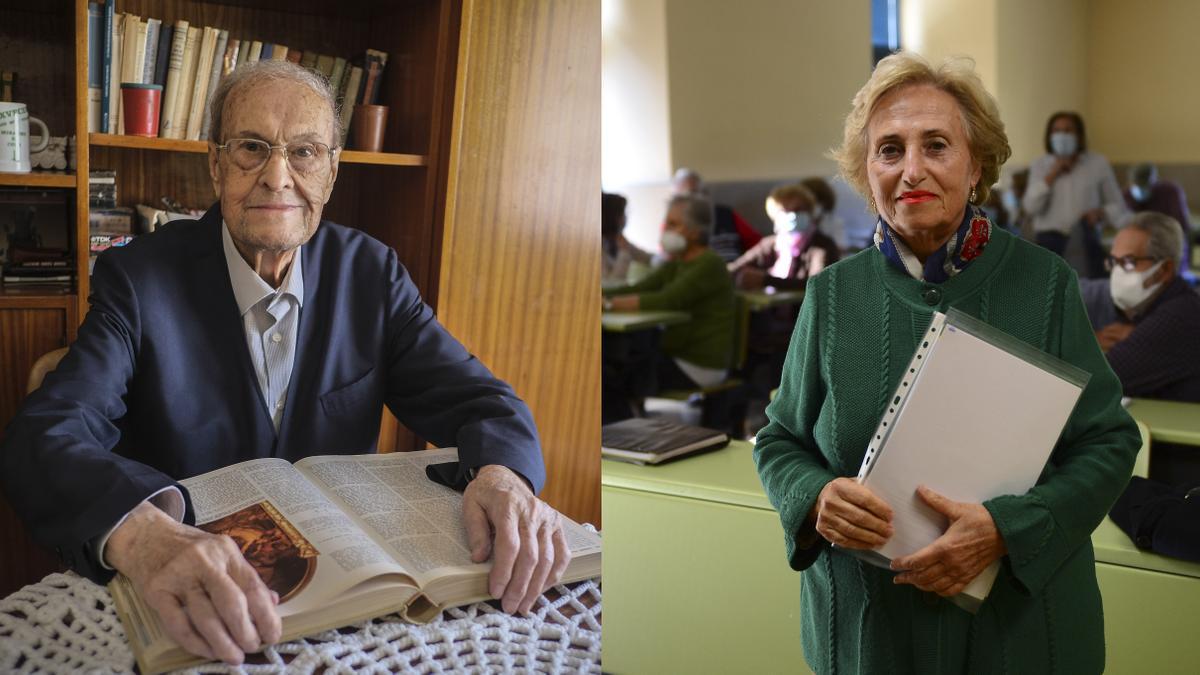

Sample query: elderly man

[0,61,568,664]
[1095,211,1200,402]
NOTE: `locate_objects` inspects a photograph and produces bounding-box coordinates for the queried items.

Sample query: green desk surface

[603,439,1200,579]
[737,288,805,311]
[601,441,771,510]
[601,310,691,332]
[1126,398,1200,445]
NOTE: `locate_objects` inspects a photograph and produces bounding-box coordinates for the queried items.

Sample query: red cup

[121,83,163,137]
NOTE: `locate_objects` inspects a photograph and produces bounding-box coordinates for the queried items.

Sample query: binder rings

[849,308,1090,611]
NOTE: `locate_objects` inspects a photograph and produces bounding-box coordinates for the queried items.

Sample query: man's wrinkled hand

[106,502,281,665]
[462,465,571,614]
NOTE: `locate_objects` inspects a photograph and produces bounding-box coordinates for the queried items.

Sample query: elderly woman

[754,53,1139,674]
[727,183,840,290]
[602,193,735,422]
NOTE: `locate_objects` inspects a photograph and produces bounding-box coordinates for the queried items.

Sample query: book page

[179,458,409,618]
[297,449,481,586]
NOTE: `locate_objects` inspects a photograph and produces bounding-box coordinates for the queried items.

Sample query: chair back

[26,347,69,394]
[1133,420,1151,479]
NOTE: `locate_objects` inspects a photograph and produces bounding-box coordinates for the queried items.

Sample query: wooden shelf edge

[0,172,77,188]
[89,134,426,166]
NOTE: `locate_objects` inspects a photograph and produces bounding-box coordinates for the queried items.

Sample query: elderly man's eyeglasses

[1104,254,1160,273]
[215,138,337,175]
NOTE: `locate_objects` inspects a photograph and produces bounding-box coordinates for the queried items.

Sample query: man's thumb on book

[464,497,493,563]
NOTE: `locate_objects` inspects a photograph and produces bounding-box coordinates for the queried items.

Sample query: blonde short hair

[765,183,816,212]
[830,52,1011,211]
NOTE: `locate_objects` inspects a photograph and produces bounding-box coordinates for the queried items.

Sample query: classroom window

[872,0,901,66]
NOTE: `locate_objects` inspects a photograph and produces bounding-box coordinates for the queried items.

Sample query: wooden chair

[26,347,69,394]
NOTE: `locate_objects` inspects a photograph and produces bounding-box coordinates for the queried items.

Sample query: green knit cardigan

[754,228,1139,675]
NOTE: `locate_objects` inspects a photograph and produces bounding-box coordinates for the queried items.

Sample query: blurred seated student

[672,167,761,263]
[1124,162,1194,273]
[602,194,736,422]
[602,192,653,284]
[1095,212,1200,403]
[727,183,840,290]
[800,176,849,253]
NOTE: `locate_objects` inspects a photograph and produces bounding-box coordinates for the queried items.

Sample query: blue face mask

[774,211,813,235]
[1050,132,1078,158]
[1130,184,1150,202]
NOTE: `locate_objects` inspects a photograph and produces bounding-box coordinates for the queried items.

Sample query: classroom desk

[602,440,1200,675]
[601,310,691,332]
[737,288,805,311]
[0,573,601,673]
[1125,398,1200,445]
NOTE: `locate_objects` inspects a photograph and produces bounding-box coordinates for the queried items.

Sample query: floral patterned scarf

[874,206,992,283]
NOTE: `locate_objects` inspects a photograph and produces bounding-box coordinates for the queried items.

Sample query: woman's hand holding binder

[890,485,1008,597]
[812,477,895,549]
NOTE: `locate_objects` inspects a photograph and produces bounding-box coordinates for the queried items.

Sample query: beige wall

[1087,0,1200,164]
[996,0,1089,168]
[601,0,672,188]
[901,0,998,94]
[664,0,871,182]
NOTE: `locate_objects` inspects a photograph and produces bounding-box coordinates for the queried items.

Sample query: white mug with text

[0,102,51,173]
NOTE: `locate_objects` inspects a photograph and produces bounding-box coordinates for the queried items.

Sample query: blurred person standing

[1023,111,1129,277]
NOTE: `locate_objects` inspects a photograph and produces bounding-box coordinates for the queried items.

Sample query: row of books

[86,2,389,143]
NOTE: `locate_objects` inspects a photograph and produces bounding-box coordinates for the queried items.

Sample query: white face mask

[773,211,813,235]
[660,230,688,254]
[1050,132,1078,158]
[1110,260,1165,313]
[1130,184,1150,202]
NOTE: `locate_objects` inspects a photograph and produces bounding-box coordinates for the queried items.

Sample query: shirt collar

[221,221,305,316]
[874,205,992,283]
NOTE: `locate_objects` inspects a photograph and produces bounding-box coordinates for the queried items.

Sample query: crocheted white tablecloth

[0,572,601,673]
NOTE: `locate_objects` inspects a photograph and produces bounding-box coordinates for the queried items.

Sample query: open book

[110,447,602,674]
[848,309,1089,612]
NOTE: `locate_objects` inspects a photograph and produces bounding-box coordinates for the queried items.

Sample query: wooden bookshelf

[90,133,426,165]
[0,173,78,188]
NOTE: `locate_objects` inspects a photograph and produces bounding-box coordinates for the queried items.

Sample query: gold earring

[969,185,977,203]
[868,195,877,213]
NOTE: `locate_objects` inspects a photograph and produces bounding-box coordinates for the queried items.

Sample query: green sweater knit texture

[754,228,1139,675]
[612,249,735,369]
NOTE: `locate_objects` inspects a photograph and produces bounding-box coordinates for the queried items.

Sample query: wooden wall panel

[439,0,600,525]
[0,303,75,596]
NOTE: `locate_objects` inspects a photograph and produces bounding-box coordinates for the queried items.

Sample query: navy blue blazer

[0,205,544,583]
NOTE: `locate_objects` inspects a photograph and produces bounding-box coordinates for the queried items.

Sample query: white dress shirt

[94,222,304,569]
[1023,151,1130,235]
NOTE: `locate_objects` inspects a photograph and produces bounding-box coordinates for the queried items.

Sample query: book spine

[286,50,302,64]
[328,57,346,95]
[185,27,219,140]
[116,14,142,133]
[260,43,274,61]
[170,26,200,140]
[87,3,103,133]
[247,41,263,63]
[272,45,288,61]
[316,54,334,78]
[856,312,947,482]
[198,30,229,141]
[299,51,317,70]
[157,20,189,139]
[153,25,173,87]
[338,65,363,141]
[105,7,121,133]
[141,18,161,85]
[223,39,241,77]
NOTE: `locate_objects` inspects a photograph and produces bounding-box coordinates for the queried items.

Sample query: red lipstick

[899,191,937,204]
